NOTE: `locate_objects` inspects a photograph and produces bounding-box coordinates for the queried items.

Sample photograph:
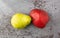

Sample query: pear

[11,13,31,29]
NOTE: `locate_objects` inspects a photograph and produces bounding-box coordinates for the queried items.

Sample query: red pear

[30,9,49,28]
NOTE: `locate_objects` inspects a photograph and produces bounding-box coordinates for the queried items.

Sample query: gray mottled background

[0,0,60,38]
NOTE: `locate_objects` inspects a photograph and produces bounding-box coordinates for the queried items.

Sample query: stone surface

[0,0,60,38]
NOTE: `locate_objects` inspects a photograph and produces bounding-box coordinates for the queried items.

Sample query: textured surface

[0,0,60,38]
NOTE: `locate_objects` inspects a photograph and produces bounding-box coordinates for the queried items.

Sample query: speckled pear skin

[11,13,31,29]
